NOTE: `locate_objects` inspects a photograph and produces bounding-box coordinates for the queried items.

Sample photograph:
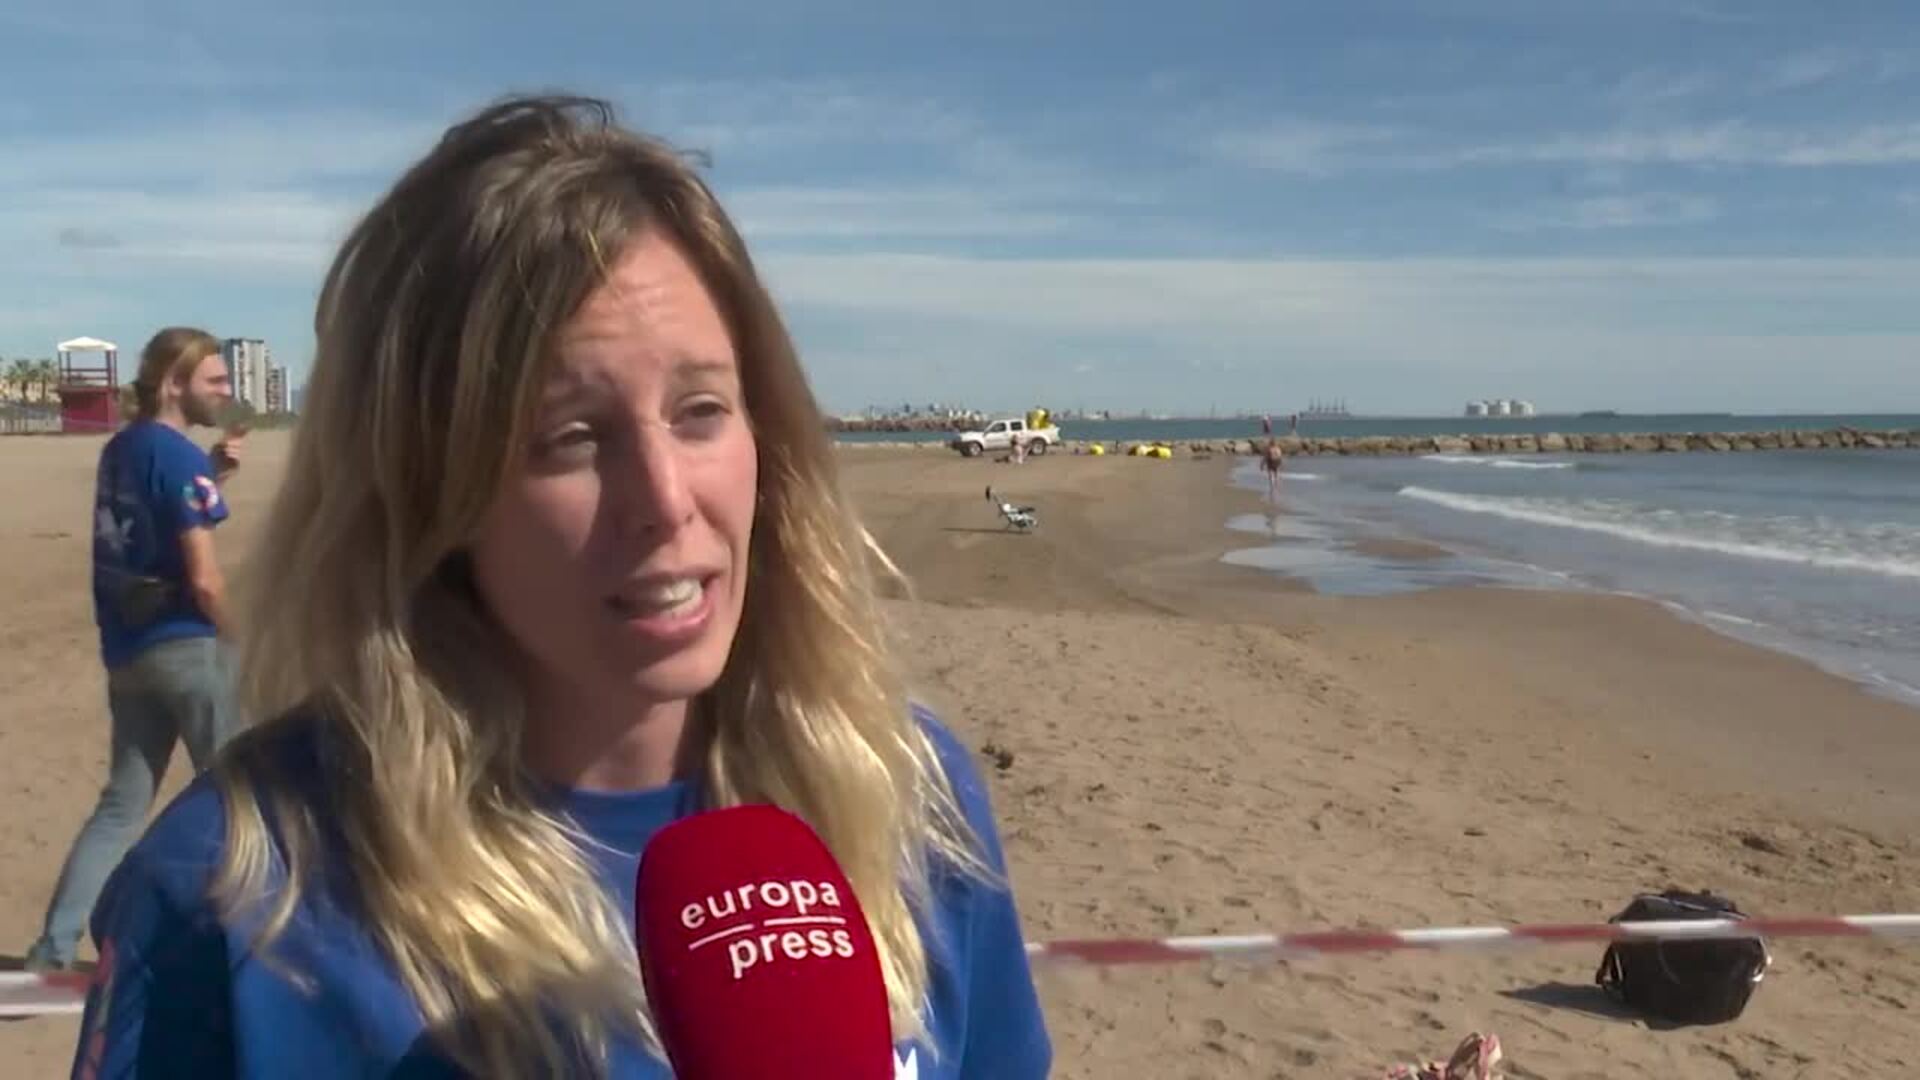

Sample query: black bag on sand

[1595,889,1771,1025]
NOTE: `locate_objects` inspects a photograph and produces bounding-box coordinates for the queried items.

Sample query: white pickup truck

[949,417,1061,458]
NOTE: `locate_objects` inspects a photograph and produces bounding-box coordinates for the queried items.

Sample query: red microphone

[634,804,895,1079]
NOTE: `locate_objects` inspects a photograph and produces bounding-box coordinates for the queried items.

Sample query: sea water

[1223,448,1920,707]
[834,412,1920,444]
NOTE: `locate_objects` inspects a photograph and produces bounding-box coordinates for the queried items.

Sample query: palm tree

[31,358,60,403]
[3,358,31,403]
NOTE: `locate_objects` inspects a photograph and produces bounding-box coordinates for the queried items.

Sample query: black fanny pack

[111,574,182,628]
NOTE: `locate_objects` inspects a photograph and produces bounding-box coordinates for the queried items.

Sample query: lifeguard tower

[55,337,120,434]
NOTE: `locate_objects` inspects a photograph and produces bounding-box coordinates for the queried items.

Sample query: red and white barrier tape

[4,915,1916,1017]
[1023,914,1920,966]
[0,970,88,1018]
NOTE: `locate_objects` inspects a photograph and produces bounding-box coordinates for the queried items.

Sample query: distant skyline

[5,1,1920,415]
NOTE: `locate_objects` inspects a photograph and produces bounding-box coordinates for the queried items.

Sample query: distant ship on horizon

[1299,399,1352,419]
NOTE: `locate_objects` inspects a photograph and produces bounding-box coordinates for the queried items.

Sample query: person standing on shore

[1262,437,1285,501]
[22,326,244,973]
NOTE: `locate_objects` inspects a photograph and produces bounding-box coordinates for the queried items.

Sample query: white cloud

[1668,2,1769,26]
[764,254,1344,336]
[621,78,1044,181]
[631,80,974,156]
[1208,122,1403,174]
[1765,48,1854,91]
[1214,119,1920,173]
[774,252,1920,412]
[1761,48,1920,92]
[620,80,1097,206]
[0,293,134,348]
[1493,193,1720,231]
[1609,51,1920,109]
[0,189,362,273]
[764,253,1920,345]
[4,67,1911,413]
[1609,68,1719,108]
[727,185,1079,242]
[1,4,426,68]
[0,111,438,191]
[0,88,1113,281]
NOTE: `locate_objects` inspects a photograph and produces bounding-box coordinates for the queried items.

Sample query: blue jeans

[27,636,238,967]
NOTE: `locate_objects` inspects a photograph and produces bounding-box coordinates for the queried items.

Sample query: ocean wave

[1655,599,1767,630]
[1420,454,1575,470]
[1861,668,1920,707]
[1396,486,1920,580]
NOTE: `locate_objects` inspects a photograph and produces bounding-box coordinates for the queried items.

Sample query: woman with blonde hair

[73,94,1050,1078]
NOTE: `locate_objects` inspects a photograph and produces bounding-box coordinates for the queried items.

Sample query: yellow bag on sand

[1088,443,1106,456]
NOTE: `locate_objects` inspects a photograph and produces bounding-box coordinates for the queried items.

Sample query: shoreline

[836,446,1920,825]
[1214,455,1920,712]
[839,446,1920,1075]
[852,426,1920,719]
[837,443,1920,723]
[1224,445,1920,712]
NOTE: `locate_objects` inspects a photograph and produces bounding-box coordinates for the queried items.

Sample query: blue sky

[4,0,1920,416]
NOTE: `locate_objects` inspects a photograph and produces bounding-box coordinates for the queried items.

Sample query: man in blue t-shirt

[23,327,247,973]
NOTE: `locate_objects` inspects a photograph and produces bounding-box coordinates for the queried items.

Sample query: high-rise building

[221,338,271,411]
[265,365,288,414]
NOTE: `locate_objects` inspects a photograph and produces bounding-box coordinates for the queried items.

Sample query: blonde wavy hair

[212,94,986,1075]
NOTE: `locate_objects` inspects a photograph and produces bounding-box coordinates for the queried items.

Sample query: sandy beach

[4,430,1917,1077]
